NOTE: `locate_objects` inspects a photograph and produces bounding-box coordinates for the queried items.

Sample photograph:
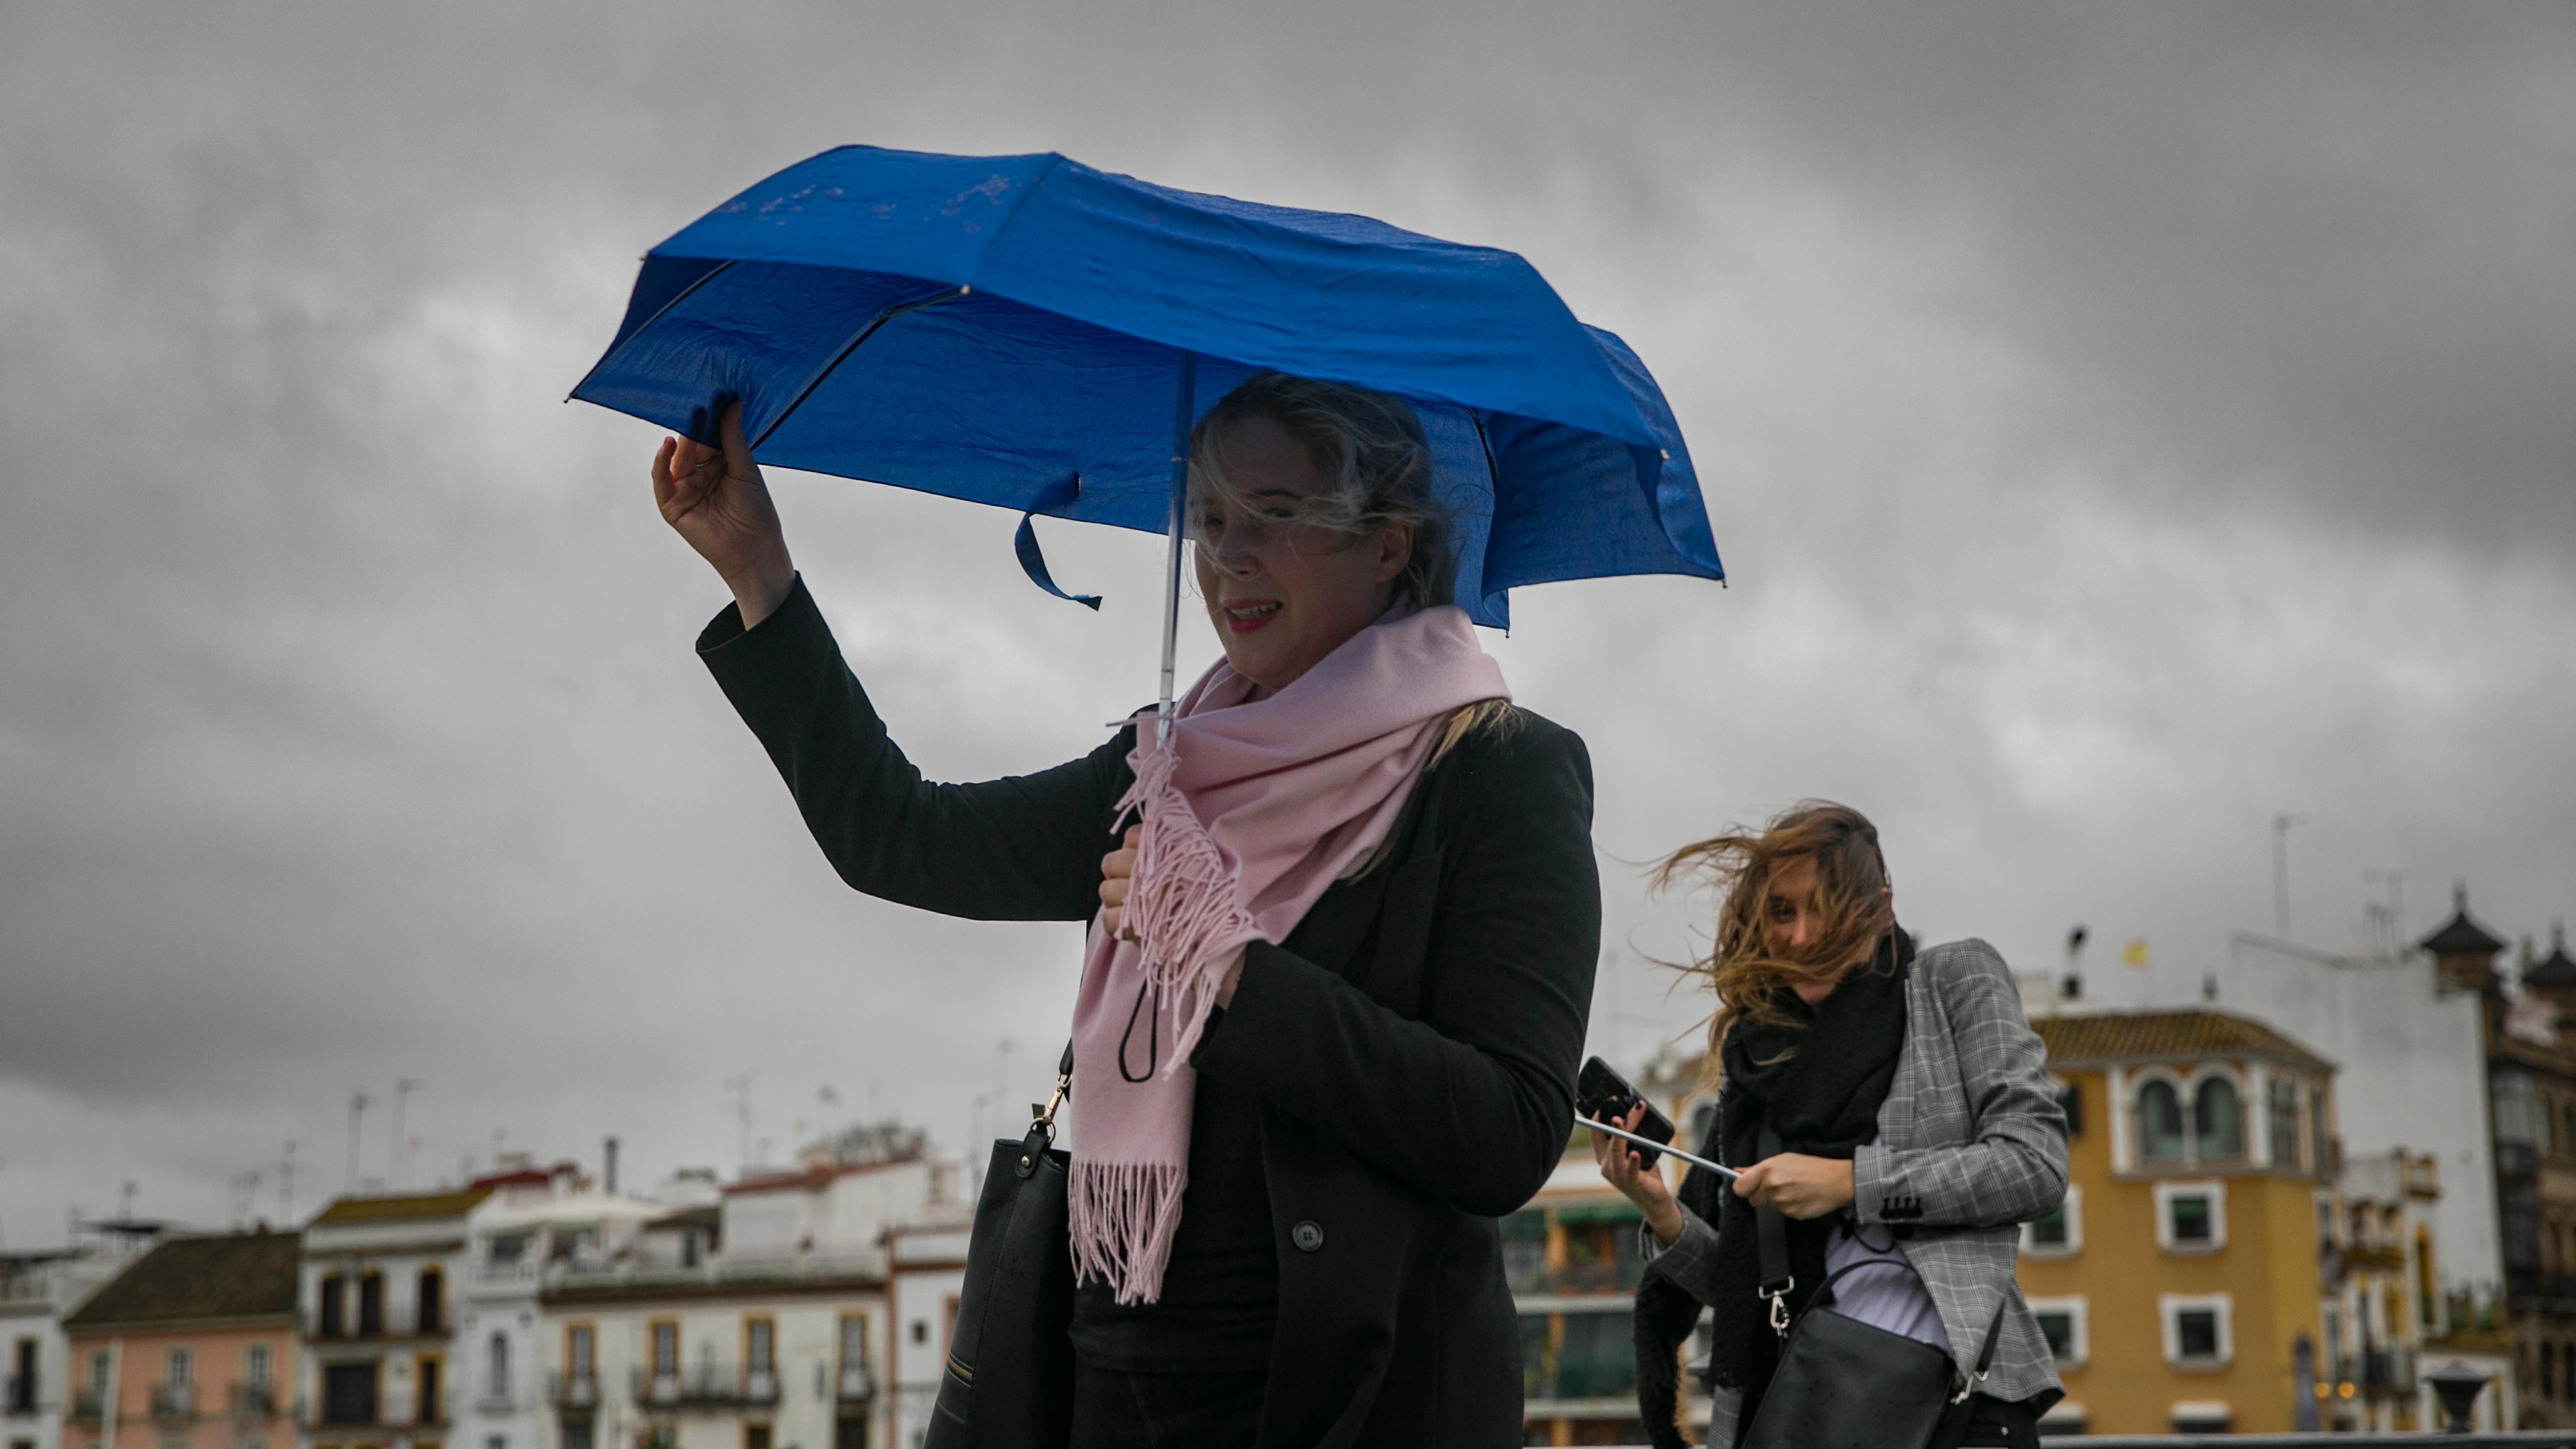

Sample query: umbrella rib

[751,285,970,450]
[562,259,739,403]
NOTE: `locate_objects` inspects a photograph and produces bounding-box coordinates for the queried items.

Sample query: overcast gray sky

[3,1,2570,1242]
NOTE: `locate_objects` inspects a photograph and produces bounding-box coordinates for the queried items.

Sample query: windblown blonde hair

[1657,800,1896,1063]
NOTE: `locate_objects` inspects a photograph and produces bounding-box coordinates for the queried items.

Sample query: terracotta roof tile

[2033,1008,2332,1073]
[308,1186,495,1226]
[64,1233,301,1330]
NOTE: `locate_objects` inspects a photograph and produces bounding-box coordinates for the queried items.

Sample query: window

[2160,1294,2234,1367]
[561,1426,593,1449]
[485,1335,509,1403]
[2310,1084,2332,1171]
[319,1275,347,1338]
[2154,1181,2227,1253]
[2021,1184,2082,1257]
[321,1362,378,1426]
[10,1338,35,1414]
[909,1321,927,1346]
[167,1348,192,1390]
[91,1351,112,1391]
[245,1346,272,1393]
[647,1323,678,1385]
[357,1275,384,1338]
[742,1427,769,1449]
[415,1271,443,1335]
[2168,1400,2232,1433]
[832,1417,866,1449]
[2055,1082,2083,1136]
[484,1435,505,1449]
[2267,1078,2302,1168]
[744,1319,774,1376]
[415,1358,439,1425]
[2138,1079,2187,1161]
[565,1327,594,1380]
[2026,1296,2088,1366]
[837,1315,868,1375]
[2192,1077,2243,1160]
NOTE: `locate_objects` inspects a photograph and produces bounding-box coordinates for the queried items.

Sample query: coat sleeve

[1852,940,2069,1229]
[696,577,1131,922]
[1189,716,1601,1216]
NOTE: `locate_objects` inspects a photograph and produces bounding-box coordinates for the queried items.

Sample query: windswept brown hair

[1656,800,1897,1060]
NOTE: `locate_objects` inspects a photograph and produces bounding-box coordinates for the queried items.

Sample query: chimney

[603,1136,620,1196]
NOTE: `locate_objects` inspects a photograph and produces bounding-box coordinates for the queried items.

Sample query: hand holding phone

[1576,1056,1676,1169]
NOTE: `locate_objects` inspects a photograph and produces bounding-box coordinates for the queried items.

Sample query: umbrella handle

[1157,353,1197,740]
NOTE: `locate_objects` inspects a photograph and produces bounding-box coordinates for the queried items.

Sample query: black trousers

[1069,1363,1265,1449]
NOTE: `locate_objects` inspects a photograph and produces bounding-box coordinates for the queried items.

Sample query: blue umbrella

[573,144,1722,717]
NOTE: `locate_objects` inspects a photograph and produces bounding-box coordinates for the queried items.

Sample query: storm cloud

[2,1,2570,1236]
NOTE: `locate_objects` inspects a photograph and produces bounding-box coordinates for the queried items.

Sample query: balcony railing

[229,1384,279,1420]
[550,1372,601,1412]
[834,1365,876,1404]
[5,1375,37,1417]
[70,1390,104,1423]
[628,1365,781,1410]
[149,1383,196,1420]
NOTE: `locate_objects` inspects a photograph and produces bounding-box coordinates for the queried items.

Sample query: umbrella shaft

[1157,353,1197,742]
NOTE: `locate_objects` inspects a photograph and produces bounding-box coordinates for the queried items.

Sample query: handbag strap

[1755,1126,1795,1337]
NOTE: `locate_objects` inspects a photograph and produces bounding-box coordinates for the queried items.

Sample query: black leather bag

[925,1045,1077,1449]
[1736,1131,2005,1449]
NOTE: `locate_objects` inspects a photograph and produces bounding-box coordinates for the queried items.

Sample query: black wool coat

[698,579,1601,1449]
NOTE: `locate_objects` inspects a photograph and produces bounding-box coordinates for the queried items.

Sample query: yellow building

[2021,1008,2336,1436]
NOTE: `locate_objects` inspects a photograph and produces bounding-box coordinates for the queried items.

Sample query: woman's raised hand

[1589,1103,1686,1247]
[651,399,796,627]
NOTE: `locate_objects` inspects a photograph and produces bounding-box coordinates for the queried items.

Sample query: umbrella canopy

[573,144,1723,627]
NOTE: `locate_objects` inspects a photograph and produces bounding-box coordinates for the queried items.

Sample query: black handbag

[925,1044,1077,1449]
[1736,1132,2006,1449]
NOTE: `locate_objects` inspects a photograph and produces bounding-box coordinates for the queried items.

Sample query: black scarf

[1633,928,1913,1449]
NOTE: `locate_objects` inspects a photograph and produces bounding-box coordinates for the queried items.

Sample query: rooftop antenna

[2064,925,2090,1000]
[2272,813,2308,941]
[724,1074,754,1174]
[278,1140,297,1223]
[391,1080,423,1191]
[117,1181,138,1221]
[346,1092,372,1192]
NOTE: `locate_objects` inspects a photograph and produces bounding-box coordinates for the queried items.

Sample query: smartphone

[1576,1056,1676,1170]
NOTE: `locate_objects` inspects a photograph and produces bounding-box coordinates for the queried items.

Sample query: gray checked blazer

[1645,938,2069,1431]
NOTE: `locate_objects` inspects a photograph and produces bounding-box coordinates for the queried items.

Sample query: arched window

[2194,1077,2244,1160]
[488,1332,511,1399]
[2138,1079,2187,1161]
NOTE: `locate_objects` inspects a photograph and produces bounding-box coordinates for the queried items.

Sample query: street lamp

[2425,1360,2488,1433]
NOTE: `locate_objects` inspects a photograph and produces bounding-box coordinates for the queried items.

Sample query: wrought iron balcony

[4,1374,37,1417]
[229,1384,280,1419]
[833,1365,876,1404]
[550,1372,601,1412]
[149,1382,196,1420]
[627,1365,780,1410]
[70,1389,104,1423]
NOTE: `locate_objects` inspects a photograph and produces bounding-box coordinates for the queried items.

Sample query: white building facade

[880,1221,968,1449]
[2226,932,2504,1314]
[300,1188,495,1449]
[535,1158,958,1449]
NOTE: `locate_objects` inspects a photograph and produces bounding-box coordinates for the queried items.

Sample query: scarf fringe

[1113,729,1261,1072]
[1067,1157,1189,1305]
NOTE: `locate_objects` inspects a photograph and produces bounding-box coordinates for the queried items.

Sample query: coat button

[1291,1220,1325,1253]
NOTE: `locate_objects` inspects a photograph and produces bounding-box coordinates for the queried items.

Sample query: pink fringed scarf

[1065,605,1509,1304]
